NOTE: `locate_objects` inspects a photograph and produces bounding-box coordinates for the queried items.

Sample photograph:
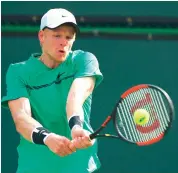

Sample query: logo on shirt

[26,72,75,90]
[87,156,97,172]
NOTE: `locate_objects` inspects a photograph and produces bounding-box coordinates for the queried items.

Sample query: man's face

[39,24,76,63]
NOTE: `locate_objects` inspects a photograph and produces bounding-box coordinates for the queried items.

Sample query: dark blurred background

[1,1,178,173]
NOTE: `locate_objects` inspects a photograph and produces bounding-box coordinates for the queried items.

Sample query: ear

[73,33,76,42]
[38,30,45,45]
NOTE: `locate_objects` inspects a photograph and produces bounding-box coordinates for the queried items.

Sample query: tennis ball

[133,109,150,125]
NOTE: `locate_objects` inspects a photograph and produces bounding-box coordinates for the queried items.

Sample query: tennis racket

[89,84,174,146]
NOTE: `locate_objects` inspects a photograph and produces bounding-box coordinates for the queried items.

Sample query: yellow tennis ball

[133,109,150,125]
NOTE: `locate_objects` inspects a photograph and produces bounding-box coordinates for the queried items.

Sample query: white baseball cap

[40,8,79,33]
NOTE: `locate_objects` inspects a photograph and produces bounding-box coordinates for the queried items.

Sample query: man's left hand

[71,126,94,149]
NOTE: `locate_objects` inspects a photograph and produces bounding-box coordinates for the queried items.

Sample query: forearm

[66,77,95,125]
[8,98,43,143]
[14,113,42,142]
[66,98,84,121]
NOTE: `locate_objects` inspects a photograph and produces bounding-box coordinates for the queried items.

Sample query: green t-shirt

[1,50,103,173]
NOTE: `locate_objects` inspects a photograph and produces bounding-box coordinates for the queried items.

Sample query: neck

[39,53,61,69]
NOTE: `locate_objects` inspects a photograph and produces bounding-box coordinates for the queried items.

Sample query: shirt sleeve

[1,64,29,109]
[74,52,103,88]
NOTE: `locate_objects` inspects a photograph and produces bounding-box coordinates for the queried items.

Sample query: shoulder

[6,56,34,80]
[6,53,39,77]
[7,60,28,74]
[5,61,28,82]
[71,50,98,63]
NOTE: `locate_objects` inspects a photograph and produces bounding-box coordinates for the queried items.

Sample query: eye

[66,36,73,40]
[54,35,60,38]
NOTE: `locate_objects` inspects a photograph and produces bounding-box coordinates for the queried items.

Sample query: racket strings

[136,89,168,141]
[116,88,171,143]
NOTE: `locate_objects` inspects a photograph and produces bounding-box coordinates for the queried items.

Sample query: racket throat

[101,116,112,127]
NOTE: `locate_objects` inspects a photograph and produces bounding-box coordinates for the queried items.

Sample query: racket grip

[89,133,95,140]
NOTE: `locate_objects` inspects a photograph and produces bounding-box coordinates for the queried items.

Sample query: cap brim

[44,22,80,34]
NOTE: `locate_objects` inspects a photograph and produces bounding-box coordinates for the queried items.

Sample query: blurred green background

[2,1,178,16]
[1,1,178,173]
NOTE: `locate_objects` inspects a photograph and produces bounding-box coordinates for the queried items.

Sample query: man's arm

[8,97,76,156]
[8,97,42,141]
[66,77,95,121]
[66,77,96,149]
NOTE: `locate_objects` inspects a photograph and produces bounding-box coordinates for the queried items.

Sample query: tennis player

[1,8,103,173]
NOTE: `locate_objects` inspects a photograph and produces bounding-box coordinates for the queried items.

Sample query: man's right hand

[44,133,76,157]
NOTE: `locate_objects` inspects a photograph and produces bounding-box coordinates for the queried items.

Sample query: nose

[59,38,68,47]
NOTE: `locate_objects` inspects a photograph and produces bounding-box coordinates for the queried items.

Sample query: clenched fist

[71,126,95,149]
[44,133,76,157]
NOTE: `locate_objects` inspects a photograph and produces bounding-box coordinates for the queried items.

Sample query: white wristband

[71,124,82,132]
[43,133,53,144]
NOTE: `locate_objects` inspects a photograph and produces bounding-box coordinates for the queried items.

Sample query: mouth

[58,50,65,54]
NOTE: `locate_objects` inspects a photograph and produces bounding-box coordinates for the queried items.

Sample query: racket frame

[90,84,175,146]
[114,84,175,145]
